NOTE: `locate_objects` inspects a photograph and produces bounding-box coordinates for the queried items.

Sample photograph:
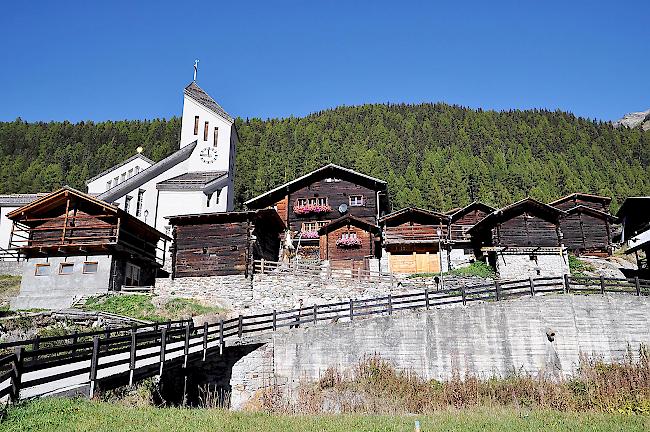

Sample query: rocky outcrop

[613,109,650,131]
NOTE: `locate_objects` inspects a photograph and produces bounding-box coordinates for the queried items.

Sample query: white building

[86,81,237,239]
[0,80,237,264]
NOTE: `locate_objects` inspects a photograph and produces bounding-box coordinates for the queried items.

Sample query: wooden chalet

[167,209,285,278]
[468,198,568,279]
[318,214,381,270]
[244,164,388,260]
[448,202,495,242]
[378,207,449,274]
[6,187,170,309]
[548,192,611,212]
[558,206,615,256]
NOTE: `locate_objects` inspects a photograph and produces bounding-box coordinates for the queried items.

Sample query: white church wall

[0,206,20,250]
[87,156,153,195]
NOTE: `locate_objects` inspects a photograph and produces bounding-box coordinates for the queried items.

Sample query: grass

[1,398,648,432]
[569,254,596,277]
[0,275,21,314]
[407,262,495,280]
[83,294,224,322]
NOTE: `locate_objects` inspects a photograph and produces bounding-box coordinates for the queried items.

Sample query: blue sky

[1,1,648,122]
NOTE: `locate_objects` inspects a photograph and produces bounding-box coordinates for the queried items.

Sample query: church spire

[193,59,199,81]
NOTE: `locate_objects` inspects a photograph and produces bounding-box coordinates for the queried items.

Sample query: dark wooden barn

[616,197,650,275]
[318,214,380,270]
[549,192,611,212]
[446,202,495,268]
[168,209,285,278]
[559,206,615,256]
[379,207,449,274]
[244,164,388,260]
[6,187,170,309]
[468,198,568,279]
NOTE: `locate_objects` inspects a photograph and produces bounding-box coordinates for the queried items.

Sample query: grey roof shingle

[85,154,155,185]
[184,82,233,122]
[98,141,198,202]
[156,171,228,191]
[0,193,48,206]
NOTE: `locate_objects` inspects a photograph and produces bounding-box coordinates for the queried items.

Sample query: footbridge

[1,275,649,403]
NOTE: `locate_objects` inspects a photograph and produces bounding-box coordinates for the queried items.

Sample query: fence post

[313,304,318,324]
[183,321,191,368]
[238,315,243,338]
[425,287,430,309]
[494,280,501,301]
[388,294,393,315]
[563,274,570,294]
[89,337,99,399]
[349,299,354,321]
[529,277,535,297]
[272,310,277,331]
[599,275,605,295]
[219,319,224,356]
[202,321,208,361]
[261,258,265,274]
[159,327,167,376]
[71,330,79,358]
[461,285,467,306]
[635,276,641,296]
[129,328,137,386]
[10,347,23,402]
[32,336,40,361]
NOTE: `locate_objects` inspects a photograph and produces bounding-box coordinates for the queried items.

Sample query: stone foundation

[495,251,569,280]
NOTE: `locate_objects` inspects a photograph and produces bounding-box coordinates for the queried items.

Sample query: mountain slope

[613,109,650,131]
[1,104,649,213]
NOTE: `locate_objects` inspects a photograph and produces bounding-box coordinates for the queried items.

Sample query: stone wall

[495,251,569,280]
[224,293,650,409]
[0,261,24,276]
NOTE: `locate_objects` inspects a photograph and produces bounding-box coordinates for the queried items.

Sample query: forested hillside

[1,103,649,212]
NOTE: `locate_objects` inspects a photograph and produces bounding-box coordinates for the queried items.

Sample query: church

[0,72,238,260]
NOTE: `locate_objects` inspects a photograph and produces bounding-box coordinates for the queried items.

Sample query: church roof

[85,154,155,185]
[156,171,228,193]
[0,193,48,206]
[98,141,198,203]
[184,82,233,122]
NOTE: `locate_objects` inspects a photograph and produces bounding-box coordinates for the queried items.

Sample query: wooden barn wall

[287,180,378,233]
[493,213,560,247]
[30,210,116,247]
[274,196,289,226]
[174,222,249,277]
[560,213,610,252]
[320,225,373,265]
[453,209,490,226]
[554,198,609,212]
[252,219,281,262]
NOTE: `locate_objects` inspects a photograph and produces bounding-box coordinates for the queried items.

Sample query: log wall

[560,212,611,254]
[493,213,561,247]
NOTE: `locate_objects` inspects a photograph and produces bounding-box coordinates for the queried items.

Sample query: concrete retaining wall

[0,261,24,276]
[226,294,650,409]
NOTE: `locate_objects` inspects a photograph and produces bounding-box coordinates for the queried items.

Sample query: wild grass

[569,254,596,277]
[1,397,648,432]
[0,275,21,314]
[260,350,650,415]
[83,294,224,322]
[407,261,495,280]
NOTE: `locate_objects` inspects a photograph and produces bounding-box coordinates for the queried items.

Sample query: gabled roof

[0,193,48,207]
[548,192,612,207]
[378,207,449,225]
[468,197,567,234]
[445,207,461,215]
[184,82,233,122]
[616,197,650,218]
[85,154,155,185]
[318,214,380,235]
[244,164,387,209]
[156,171,228,194]
[98,141,198,202]
[448,201,496,223]
[166,208,285,231]
[6,186,170,241]
[563,205,617,222]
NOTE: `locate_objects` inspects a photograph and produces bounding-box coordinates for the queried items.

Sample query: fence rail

[1,274,648,403]
[253,259,396,283]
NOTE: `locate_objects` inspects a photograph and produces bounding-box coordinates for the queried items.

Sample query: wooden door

[415,252,440,273]
[389,252,416,274]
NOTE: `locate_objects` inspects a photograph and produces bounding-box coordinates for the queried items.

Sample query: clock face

[199,147,218,164]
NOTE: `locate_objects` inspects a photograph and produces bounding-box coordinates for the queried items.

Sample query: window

[325,177,341,183]
[125,195,132,213]
[106,180,112,191]
[297,197,327,206]
[135,165,140,175]
[125,263,141,286]
[83,262,98,274]
[349,195,364,206]
[136,189,144,217]
[128,168,133,178]
[114,176,119,186]
[204,121,209,141]
[194,116,199,135]
[59,262,74,275]
[213,127,219,147]
[341,231,358,240]
[35,264,50,276]
[302,221,328,232]
[121,173,126,183]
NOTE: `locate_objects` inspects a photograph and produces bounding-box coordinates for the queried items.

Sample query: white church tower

[85,64,237,240]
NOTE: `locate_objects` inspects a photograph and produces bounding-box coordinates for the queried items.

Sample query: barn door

[415,252,440,273]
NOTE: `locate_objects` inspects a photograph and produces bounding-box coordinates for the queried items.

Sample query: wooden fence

[1,275,649,403]
[253,259,396,284]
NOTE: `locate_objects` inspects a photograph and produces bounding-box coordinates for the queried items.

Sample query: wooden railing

[1,275,648,402]
[253,259,396,283]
